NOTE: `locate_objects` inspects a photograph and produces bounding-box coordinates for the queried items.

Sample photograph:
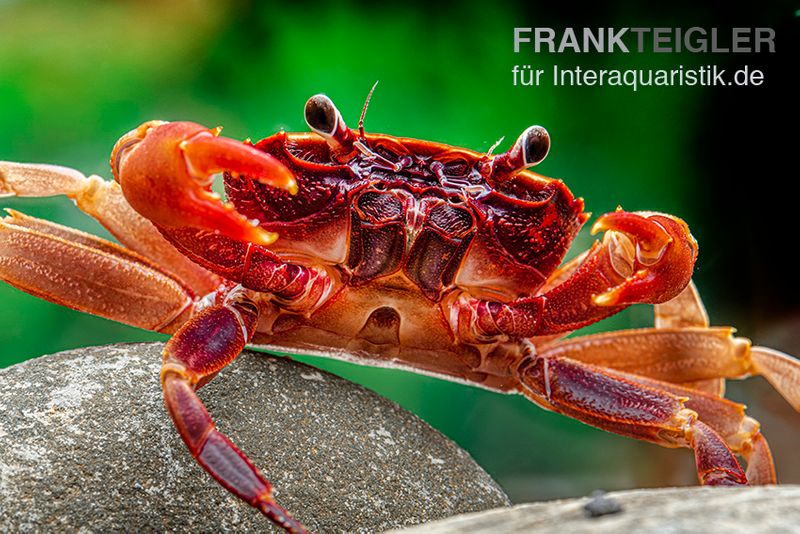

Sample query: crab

[1,90,799,533]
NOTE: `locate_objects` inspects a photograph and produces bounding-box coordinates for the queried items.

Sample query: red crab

[1,91,798,533]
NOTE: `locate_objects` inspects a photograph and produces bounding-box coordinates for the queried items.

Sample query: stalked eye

[304,94,356,154]
[519,125,550,166]
[489,124,551,181]
[304,94,339,136]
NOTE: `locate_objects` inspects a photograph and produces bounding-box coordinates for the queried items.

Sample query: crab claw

[111,121,297,246]
[590,210,698,307]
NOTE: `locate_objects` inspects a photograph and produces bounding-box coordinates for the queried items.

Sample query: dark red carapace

[1,91,798,533]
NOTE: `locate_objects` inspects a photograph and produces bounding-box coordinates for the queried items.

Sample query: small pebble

[583,489,623,517]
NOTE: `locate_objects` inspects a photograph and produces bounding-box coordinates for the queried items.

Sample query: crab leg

[536,327,752,384]
[625,373,776,484]
[160,290,307,533]
[652,283,800,409]
[158,228,335,313]
[0,160,219,295]
[0,210,193,332]
[452,211,697,342]
[749,347,800,411]
[515,348,747,486]
[652,282,724,395]
[530,282,795,483]
[533,330,781,483]
[654,281,709,329]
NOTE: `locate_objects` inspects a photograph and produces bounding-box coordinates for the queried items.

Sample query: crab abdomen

[251,272,524,392]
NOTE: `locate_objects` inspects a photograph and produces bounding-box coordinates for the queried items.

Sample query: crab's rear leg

[0,210,193,332]
[653,281,800,410]
[0,160,219,295]
[515,345,748,486]
[532,329,779,484]
[629,372,776,485]
[748,347,800,411]
[533,283,785,484]
[653,282,724,395]
[161,290,307,533]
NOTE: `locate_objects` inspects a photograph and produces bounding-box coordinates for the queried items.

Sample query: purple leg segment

[516,352,747,486]
[161,293,308,533]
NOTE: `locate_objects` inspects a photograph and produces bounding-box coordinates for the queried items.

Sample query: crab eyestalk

[304,94,356,156]
[111,121,297,246]
[487,125,551,181]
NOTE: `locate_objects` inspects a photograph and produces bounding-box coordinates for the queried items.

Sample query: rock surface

[0,343,509,533]
[392,485,800,533]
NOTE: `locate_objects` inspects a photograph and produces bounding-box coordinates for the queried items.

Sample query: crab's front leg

[111,120,336,310]
[0,210,195,333]
[161,289,307,533]
[0,160,219,294]
[111,121,297,246]
[453,210,698,340]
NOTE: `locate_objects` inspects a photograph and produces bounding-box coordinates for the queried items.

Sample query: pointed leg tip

[258,500,309,534]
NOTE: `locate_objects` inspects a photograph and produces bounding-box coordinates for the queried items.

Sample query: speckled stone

[392,485,800,533]
[0,343,509,533]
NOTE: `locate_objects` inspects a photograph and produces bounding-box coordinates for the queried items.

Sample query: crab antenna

[486,136,506,157]
[490,125,550,181]
[358,80,379,139]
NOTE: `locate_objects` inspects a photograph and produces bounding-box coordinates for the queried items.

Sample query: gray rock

[392,485,800,533]
[0,343,509,533]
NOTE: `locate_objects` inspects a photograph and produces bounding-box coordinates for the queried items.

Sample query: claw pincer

[111,121,297,246]
[455,210,699,340]
[590,210,698,307]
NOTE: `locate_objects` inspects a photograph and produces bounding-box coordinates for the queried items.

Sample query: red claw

[590,210,698,307]
[181,131,298,194]
[111,121,296,246]
[452,210,700,340]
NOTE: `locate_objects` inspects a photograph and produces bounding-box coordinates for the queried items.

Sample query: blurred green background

[1,0,798,502]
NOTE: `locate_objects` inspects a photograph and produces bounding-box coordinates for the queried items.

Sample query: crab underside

[1,93,799,533]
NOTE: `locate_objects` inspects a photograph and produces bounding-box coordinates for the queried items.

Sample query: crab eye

[520,125,550,167]
[304,94,355,154]
[489,125,551,181]
[304,94,339,136]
